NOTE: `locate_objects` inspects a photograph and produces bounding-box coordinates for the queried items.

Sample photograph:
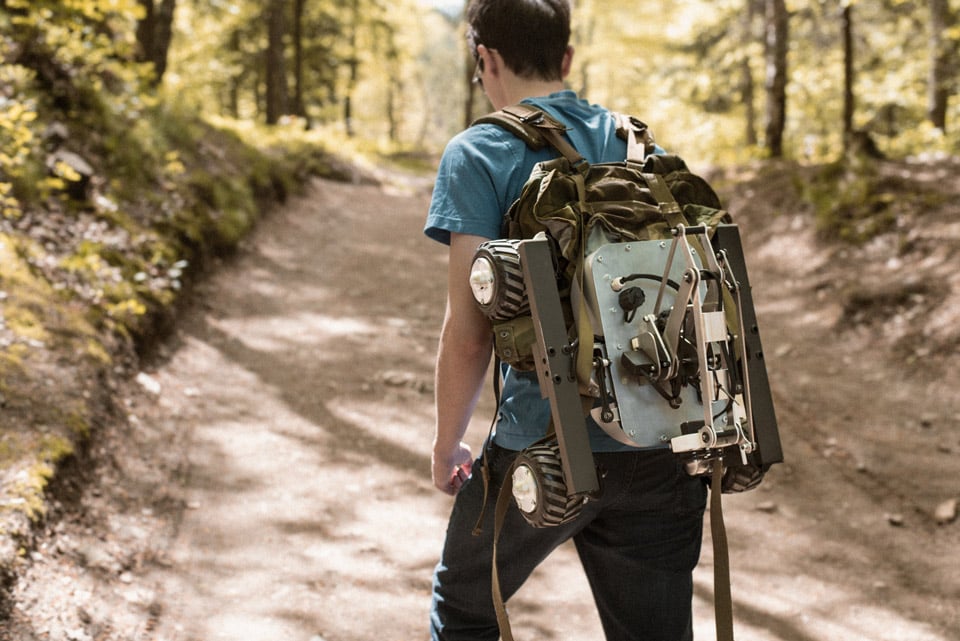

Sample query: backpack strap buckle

[503,104,568,131]
[613,112,656,163]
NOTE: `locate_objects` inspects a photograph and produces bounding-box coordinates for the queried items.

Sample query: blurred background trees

[2,0,959,164]
[160,0,959,161]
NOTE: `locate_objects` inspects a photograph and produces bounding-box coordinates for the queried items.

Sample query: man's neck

[495,78,566,109]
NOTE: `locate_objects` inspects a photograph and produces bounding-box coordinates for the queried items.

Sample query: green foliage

[802,160,895,242]
[613,0,960,162]
[166,0,459,147]
[0,65,40,215]
[0,0,336,349]
[0,428,77,522]
[150,0,960,160]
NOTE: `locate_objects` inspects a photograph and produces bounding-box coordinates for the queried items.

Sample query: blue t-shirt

[425,90,647,452]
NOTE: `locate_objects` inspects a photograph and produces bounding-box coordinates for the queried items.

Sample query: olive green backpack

[471,103,730,383]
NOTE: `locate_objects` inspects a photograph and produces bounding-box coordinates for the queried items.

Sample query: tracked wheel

[470,240,529,321]
[510,441,585,528]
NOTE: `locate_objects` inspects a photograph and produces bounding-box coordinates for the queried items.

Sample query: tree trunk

[292,0,307,120]
[842,3,855,147]
[763,0,788,158]
[927,0,952,131]
[743,57,758,146]
[344,0,360,137]
[265,0,289,125]
[227,29,242,118]
[742,0,759,147]
[386,39,400,143]
[136,0,177,85]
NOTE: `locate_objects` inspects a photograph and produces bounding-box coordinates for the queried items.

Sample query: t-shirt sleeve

[424,126,526,245]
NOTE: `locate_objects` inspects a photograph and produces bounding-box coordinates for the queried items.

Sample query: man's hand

[432,441,474,495]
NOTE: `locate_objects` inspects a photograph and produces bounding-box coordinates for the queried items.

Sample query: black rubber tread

[474,240,529,321]
[512,442,584,528]
[721,463,765,493]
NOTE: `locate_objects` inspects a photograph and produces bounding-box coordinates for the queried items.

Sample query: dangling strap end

[470,458,492,536]
[711,458,736,641]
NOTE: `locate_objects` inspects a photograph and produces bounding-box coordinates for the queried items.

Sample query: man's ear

[478,44,500,78]
[561,45,575,79]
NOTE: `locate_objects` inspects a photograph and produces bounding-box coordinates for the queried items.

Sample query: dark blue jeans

[430,442,707,641]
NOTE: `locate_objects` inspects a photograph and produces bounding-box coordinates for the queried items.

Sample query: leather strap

[473,103,585,166]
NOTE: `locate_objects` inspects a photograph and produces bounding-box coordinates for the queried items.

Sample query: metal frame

[518,237,600,497]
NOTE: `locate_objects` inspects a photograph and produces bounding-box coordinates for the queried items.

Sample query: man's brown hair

[466,0,571,82]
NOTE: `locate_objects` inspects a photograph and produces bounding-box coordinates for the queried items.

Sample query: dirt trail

[3,174,959,640]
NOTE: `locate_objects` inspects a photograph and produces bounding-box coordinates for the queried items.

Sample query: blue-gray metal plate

[584,239,719,448]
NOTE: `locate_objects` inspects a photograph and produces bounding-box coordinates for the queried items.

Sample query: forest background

[1,0,960,620]
[3,0,960,237]
[163,0,960,161]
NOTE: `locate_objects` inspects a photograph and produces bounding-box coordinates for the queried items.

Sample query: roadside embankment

[0,97,359,612]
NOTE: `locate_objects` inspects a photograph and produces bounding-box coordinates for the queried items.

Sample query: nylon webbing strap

[571,171,595,393]
[538,126,585,167]
[491,423,564,641]
[492,466,517,641]
[471,459,493,537]
[472,357,505,536]
[712,460,735,641]
[642,172,686,229]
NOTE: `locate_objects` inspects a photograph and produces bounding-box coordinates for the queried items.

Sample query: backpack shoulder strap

[472,103,585,166]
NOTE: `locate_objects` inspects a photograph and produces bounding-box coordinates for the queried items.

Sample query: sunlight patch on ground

[693,569,950,641]
[331,402,433,449]
[330,398,495,457]
[755,232,825,273]
[210,312,381,352]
